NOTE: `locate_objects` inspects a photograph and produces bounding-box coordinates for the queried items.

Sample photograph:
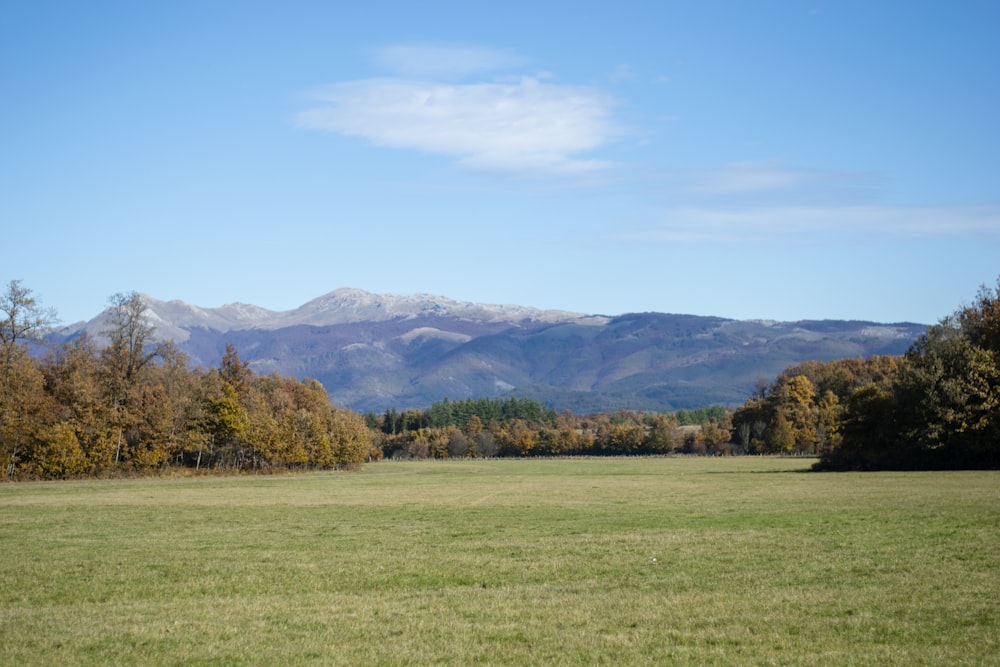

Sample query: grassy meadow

[1,457,998,665]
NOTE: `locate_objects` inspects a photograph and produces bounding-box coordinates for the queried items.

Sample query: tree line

[1,284,373,479]
[815,280,999,469]
[378,278,997,470]
[367,398,733,460]
[0,282,735,479]
[729,279,1000,470]
[4,278,997,478]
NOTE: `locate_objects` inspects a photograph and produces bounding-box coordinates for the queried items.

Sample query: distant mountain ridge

[52,288,928,413]
[59,288,596,341]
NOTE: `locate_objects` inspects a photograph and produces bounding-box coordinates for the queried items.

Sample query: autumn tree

[609,421,645,454]
[1,280,58,378]
[894,314,999,467]
[778,375,819,452]
[732,356,904,458]
[205,377,252,470]
[42,334,115,468]
[815,389,842,453]
[817,278,1000,470]
[25,422,89,478]
[1,281,58,477]
[696,414,733,455]
[730,398,768,454]
[0,349,52,477]
[447,427,471,457]
[102,292,157,388]
[824,384,899,470]
[147,341,201,465]
[100,292,162,464]
[959,278,1000,353]
[0,289,377,478]
[645,413,683,453]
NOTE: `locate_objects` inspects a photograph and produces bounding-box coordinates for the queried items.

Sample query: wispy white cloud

[686,161,819,194]
[622,204,1000,243]
[373,44,525,79]
[632,161,1000,243]
[676,161,885,203]
[296,72,622,175]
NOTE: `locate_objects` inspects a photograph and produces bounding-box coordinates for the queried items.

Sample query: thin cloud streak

[296,76,621,174]
[622,204,1000,243]
[675,161,883,201]
[687,161,823,194]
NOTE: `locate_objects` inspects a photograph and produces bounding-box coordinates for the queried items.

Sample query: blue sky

[3,1,998,325]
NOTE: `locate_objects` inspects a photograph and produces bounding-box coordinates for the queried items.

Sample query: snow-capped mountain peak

[64,288,593,341]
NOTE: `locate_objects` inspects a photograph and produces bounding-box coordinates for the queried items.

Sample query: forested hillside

[51,291,926,413]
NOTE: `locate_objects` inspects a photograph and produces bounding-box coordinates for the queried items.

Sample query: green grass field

[1,457,998,665]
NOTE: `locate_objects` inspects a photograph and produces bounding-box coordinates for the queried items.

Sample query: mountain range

[52,288,928,414]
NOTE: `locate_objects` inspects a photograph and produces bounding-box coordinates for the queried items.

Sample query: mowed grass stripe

[1,458,997,665]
